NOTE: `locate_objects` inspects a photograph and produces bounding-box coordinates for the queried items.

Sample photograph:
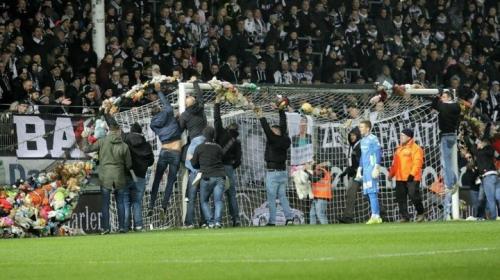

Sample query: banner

[10,114,89,159]
[287,113,314,166]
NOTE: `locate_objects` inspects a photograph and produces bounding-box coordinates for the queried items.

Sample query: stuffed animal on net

[208,78,251,108]
[100,97,120,115]
[370,81,424,104]
[292,168,314,200]
[300,103,335,119]
[275,95,290,110]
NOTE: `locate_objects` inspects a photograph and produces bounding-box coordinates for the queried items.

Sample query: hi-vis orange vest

[312,168,332,200]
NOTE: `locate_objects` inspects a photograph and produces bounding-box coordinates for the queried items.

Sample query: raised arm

[157,90,169,106]
[193,80,204,106]
[279,109,288,135]
[233,140,242,168]
[259,116,273,140]
[214,102,223,134]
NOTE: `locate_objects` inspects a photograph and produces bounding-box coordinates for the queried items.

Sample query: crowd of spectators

[0,0,498,120]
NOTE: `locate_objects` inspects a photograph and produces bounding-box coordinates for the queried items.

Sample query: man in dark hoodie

[180,79,208,227]
[214,95,242,227]
[338,127,362,224]
[180,79,208,174]
[149,83,183,217]
[123,122,154,231]
[191,126,226,228]
[255,105,294,226]
[82,117,132,234]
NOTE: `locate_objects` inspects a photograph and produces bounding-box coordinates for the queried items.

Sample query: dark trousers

[395,181,424,219]
[344,178,362,218]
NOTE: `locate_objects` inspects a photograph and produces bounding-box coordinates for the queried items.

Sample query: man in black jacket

[191,126,226,228]
[214,96,242,226]
[432,89,461,220]
[338,127,362,223]
[123,122,154,231]
[255,105,294,226]
[180,79,208,227]
[465,129,498,220]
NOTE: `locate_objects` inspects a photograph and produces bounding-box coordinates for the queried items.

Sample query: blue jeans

[184,171,205,226]
[310,199,328,224]
[129,176,146,228]
[185,135,206,172]
[440,134,457,218]
[101,186,129,232]
[200,177,225,225]
[224,165,240,223]
[265,170,292,224]
[482,174,499,220]
[149,149,181,209]
[469,187,486,218]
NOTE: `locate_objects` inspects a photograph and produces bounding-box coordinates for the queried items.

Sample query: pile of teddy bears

[0,161,92,238]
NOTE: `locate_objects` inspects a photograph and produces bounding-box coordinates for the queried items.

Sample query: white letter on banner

[13,115,48,158]
[51,117,83,158]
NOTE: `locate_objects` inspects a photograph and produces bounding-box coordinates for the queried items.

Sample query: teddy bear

[50,187,68,210]
[292,167,314,200]
[14,196,36,230]
[93,118,108,139]
[0,216,13,228]
[0,193,12,216]
[66,177,81,193]
[48,204,72,222]
[27,187,46,208]
[276,95,290,110]
[36,172,48,187]
[39,204,51,221]
[9,225,25,238]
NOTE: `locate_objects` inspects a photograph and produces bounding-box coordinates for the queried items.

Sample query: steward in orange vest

[310,163,332,224]
[312,166,333,200]
[388,128,425,222]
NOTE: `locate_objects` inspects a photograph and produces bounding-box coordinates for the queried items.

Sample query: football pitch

[2,222,499,280]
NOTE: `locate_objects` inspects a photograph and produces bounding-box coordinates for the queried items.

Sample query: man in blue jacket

[148,83,183,217]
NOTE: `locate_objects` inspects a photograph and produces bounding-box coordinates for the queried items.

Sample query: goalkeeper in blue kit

[356,120,383,224]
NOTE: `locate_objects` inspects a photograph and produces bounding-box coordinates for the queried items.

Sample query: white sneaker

[192,172,203,187]
[497,217,500,221]
[465,216,478,221]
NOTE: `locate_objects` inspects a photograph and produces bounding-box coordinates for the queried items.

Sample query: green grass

[2,222,500,280]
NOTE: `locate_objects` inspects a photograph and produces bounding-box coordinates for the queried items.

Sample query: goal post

[110,82,463,231]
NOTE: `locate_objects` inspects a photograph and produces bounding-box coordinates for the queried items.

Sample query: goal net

[109,83,460,230]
